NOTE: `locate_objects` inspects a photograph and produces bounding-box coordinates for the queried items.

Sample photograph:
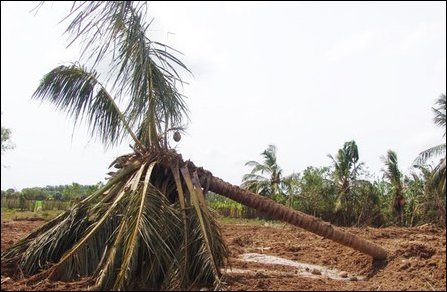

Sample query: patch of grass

[1,208,63,222]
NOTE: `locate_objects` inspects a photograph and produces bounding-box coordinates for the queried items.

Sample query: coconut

[173,131,181,142]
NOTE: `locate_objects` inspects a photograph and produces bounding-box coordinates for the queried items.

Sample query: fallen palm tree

[1,2,387,291]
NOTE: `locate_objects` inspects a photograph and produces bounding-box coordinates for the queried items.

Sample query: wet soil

[1,219,446,291]
[221,221,446,291]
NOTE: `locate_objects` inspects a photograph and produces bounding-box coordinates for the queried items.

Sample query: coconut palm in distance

[381,150,405,225]
[242,145,300,207]
[283,172,301,208]
[413,94,446,166]
[328,140,364,225]
[1,2,387,291]
[413,93,446,196]
[242,145,285,198]
[413,93,446,224]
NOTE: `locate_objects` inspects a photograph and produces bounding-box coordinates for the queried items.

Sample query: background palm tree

[2,2,388,290]
[414,94,446,195]
[241,145,301,207]
[328,140,364,225]
[381,150,405,225]
[241,145,285,199]
[414,94,446,166]
[283,172,300,208]
[406,166,445,226]
[413,93,446,226]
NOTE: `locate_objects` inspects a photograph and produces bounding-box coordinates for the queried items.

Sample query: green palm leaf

[32,64,142,148]
[60,1,190,147]
[381,150,402,187]
[413,143,446,166]
[432,158,446,196]
[433,93,446,133]
[112,166,180,290]
[413,93,446,166]
[179,167,227,289]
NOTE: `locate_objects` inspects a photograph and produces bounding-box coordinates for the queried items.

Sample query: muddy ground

[1,219,446,291]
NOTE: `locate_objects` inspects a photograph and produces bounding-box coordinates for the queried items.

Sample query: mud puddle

[238,253,365,281]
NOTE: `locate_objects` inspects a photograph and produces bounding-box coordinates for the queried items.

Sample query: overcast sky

[1,1,446,191]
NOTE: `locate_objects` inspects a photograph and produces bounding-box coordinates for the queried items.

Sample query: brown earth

[1,219,446,291]
[221,221,446,291]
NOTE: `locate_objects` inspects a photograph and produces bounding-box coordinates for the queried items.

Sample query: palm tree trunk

[206,174,388,260]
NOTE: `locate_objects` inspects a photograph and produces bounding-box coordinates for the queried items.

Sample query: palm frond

[32,64,142,148]
[16,162,142,281]
[413,143,446,166]
[413,93,446,166]
[432,93,446,134]
[244,160,262,168]
[164,205,227,291]
[111,165,180,290]
[60,1,190,146]
[17,203,95,277]
[262,145,278,167]
[180,167,226,288]
[170,164,190,285]
[47,175,137,280]
[343,140,359,164]
[1,211,70,264]
[381,150,402,189]
[241,178,271,195]
[327,154,339,169]
[329,141,362,185]
[0,173,123,269]
[431,158,446,196]
[241,173,269,183]
[94,211,128,288]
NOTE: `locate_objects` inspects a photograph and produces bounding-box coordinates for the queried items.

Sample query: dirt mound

[396,242,436,259]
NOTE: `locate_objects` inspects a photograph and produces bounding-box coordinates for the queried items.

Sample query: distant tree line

[1,182,103,201]
[209,94,446,227]
[208,156,445,227]
[208,147,445,227]
[1,182,103,211]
